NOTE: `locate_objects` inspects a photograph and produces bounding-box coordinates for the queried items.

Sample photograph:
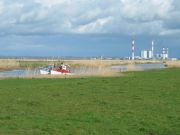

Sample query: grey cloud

[163,11,180,30]
[0,0,179,36]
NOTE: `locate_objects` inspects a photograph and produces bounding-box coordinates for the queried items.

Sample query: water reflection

[0,69,39,78]
[111,63,165,71]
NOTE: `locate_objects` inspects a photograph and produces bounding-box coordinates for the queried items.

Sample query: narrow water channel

[0,63,165,78]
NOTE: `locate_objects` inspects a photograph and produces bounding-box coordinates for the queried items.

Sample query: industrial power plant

[131,40,169,60]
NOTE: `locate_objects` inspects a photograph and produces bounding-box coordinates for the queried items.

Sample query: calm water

[111,63,165,71]
[0,63,165,78]
[0,69,40,78]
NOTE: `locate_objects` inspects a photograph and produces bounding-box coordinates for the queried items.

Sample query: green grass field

[0,68,179,135]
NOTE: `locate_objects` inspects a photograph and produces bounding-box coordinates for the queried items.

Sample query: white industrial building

[140,41,154,59]
[161,48,169,60]
[141,50,148,59]
[141,50,152,59]
[148,50,152,59]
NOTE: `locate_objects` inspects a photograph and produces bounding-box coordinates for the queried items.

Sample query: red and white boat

[40,64,71,75]
[50,69,71,75]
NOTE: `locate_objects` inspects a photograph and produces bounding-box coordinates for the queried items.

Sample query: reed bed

[72,66,119,77]
[0,59,19,70]
[0,59,161,69]
[165,60,180,68]
[64,60,161,68]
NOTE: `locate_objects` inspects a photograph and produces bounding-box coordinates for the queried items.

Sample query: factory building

[148,50,152,59]
[161,48,169,60]
[140,41,154,59]
[141,50,148,59]
[130,39,170,60]
[141,50,152,59]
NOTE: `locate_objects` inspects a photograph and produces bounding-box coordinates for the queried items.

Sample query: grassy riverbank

[0,68,179,135]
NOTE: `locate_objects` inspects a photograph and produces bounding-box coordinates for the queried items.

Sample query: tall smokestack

[132,39,135,60]
[162,48,166,60]
[152,41,154,58]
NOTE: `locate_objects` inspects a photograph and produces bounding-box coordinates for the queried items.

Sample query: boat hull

[40,69,50,75]
[51,69,71,75]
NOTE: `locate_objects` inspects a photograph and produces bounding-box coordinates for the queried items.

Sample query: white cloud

[0,0,179,35]
[35,0,70,7]
[0,1,4,15]
[75,16,113,33]
[19,10,48,23]
[120,0,173,21]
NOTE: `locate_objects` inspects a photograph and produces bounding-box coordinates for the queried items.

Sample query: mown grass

[0,68,179,135]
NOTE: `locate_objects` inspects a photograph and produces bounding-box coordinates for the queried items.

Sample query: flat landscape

[0,68,179,135]
[1,1,180,135]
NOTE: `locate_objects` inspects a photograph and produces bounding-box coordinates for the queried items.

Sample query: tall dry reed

[64,60,161,68]
[0,59,19,70]
[165,61,180,68]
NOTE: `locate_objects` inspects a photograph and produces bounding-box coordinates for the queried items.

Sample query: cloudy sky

[0,0,180,57]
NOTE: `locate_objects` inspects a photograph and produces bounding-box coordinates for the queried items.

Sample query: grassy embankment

[0,68,179,135]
